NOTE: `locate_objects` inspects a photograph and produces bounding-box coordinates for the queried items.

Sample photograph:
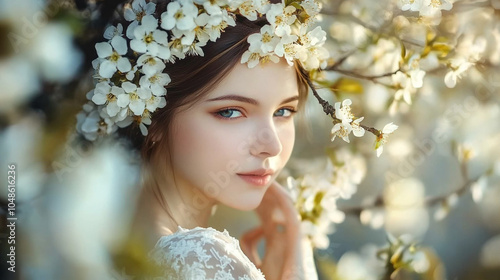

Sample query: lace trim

[147,226,266,280]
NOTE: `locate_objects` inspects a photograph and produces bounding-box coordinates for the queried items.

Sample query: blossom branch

[307,78,382,138]
[327,68,401,82]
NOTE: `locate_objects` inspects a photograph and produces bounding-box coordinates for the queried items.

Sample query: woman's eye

[215,108,243,119]
[274,108,297,117]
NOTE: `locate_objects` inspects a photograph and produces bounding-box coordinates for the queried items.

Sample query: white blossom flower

[194,0,227,15]
[231,0,259,21]
[125,0,156,22]
[76,103,100,141]
[301,25,327,47]
[185,41,206,56]
[407,55,425,88]
[103,24,124,40]
[351,117,365,137]
[247,25,280,53]
[76,102,118,141]
[167,36,187,59]
[139,72,171,96]
[171,13,208,46]
[130,15,171,60]
[375,122,399,157]
[419,0,452,18]
[392,71,415,105]
[78,110,101,141]
[444,58,472,88]
[286,174,345,249]
[254,0,271,14]
[335,99,354,123]
[111,106,130,123]
[193,15,211,44]
[168,11,216,49]
[266,3,297,36]
[95,36,131,78]
[301,45,329,70]
[241,49,280,68]
[91,82,126,117]
[274,33,300,64]
[146,95,167,113]
[124,0,157,39]
[202,9,236,42]
[297,26,329,70]
[137,54,166,76]
[398,0,452,20]
[160,0,198,31]
[398,0,423,12]
[117,81,152,116]
[330,99,366,142]
[331,122,352,143]
[301,0,321,21]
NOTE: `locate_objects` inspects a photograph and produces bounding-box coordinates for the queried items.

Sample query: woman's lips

[237,174,272,186]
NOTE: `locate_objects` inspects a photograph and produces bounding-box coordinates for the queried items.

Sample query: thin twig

[331,68,401,82]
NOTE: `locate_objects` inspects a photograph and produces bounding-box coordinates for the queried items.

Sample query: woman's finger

[267,182,300,228]
[240,226,264,267]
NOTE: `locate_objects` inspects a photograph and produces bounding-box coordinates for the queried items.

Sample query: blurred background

[1,0,500,279]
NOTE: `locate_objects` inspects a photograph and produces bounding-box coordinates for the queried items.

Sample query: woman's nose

[249,123,282,158]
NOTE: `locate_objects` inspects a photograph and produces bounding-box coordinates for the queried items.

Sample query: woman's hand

[241,181,317,280]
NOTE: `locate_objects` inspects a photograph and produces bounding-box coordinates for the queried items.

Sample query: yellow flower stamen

[174,11,184,20]
[110,51,120,62]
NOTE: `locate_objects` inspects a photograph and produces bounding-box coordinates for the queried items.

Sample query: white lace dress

[147,226,266,280]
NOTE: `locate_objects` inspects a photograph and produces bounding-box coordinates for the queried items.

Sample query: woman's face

[167,60,299,211]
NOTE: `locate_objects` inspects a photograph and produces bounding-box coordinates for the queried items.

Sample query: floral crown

[76,0,328,141]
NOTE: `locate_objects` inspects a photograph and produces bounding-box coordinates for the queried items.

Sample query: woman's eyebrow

[205,95,299,105]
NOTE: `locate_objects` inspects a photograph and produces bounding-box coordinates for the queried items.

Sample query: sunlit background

[1,0,500,279]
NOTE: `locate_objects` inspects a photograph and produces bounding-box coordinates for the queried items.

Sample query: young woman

[77,0,326,279]
[130,58,316,279]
